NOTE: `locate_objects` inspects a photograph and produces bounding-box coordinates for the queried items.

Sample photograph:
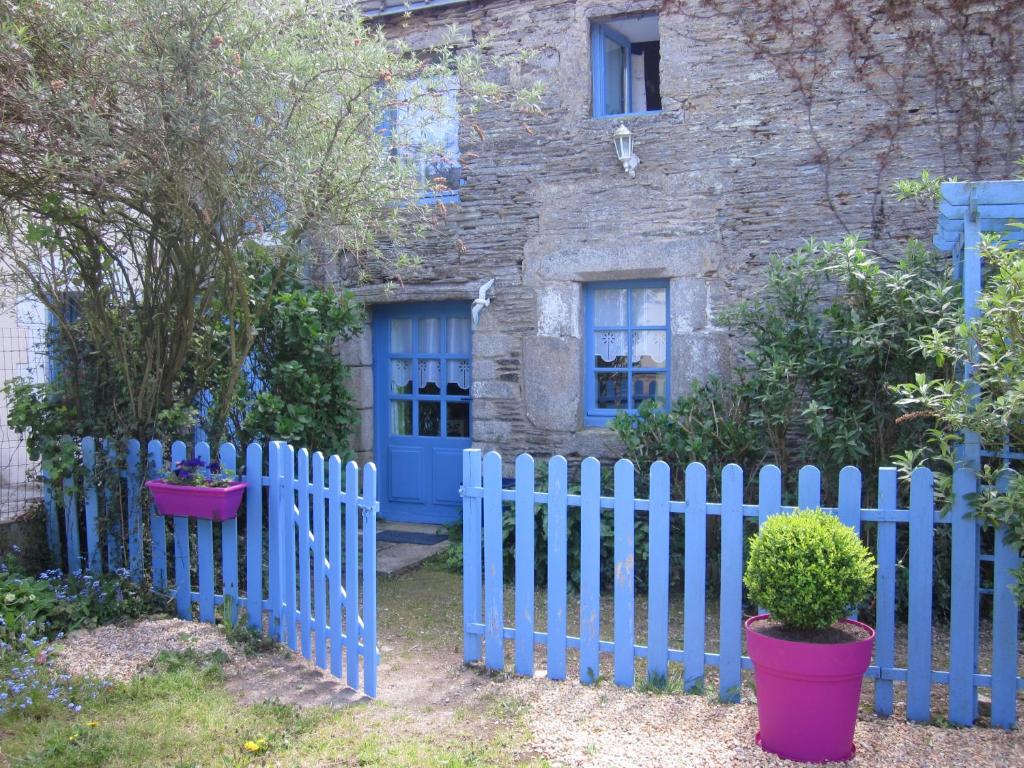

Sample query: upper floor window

[388,75,461,203]
[584,281,669,425]
[591,15,662,118]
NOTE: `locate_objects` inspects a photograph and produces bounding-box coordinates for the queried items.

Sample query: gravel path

[506,674,1024,768]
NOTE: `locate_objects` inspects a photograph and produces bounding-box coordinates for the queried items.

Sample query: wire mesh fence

[0,324,48,522]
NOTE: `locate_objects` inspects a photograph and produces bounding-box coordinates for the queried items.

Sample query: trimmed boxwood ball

[744,509,877,631]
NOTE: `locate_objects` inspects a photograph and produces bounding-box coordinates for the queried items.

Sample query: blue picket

[245,443,264,630]
[579,457,601,685]
[220,443,239,625]
[81,437,101,575]
[483,451,504,671]
[990,523,1021,728]
[756,465,782,615]
[874,467,898,716]
[344,459,360,688]
[328,455,344,676]
[195,442,215,624]
[907,467,934,723]
[837,466,861,534]
[297,448,313,660]
[267,441,283,638]
[646,461,670,684]
[797,465,821,509]
[42,469,60,566]
[949,467,979,726]
[282,444,298,652]
[147,439,168,591]
[312,452,328,669]
[547,455,569,681]
[62,476,80,575]
[513,453,535,677]
[718,464,743,703]
[126,439,143,582]
[171,441,191,620]
[103,440,121,571]
[683,462,707,692]
[362,463,378,698]
[611,459,635,687]
[462,449,483,664]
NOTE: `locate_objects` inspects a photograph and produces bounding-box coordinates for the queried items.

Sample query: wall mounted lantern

[612,124,640,178]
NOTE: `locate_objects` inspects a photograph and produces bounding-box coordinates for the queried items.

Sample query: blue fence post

[547,455,569,681]
[483,451,504,671]
[345,459,360,687]
[462,448,483,664]
[990,520,1021,728]
[327,454,343,677]
[171,441,191,619]
[948,466,979,726]
[195,442,215,624]
[647,460,670,685]
[312,451,328,669]
[244,443,264,630]
[297,448,312,659]
[147,439,167,590]
[683,462,707,692]
[513,453,536,677]
[125,439,143,582]
[281,443,298,651]
[220,442,239,625]
[612,459,636,688]
[719,464,743,703]
[874,467,898,716]
[267,441,282,637]
[81,437,101,576]
[579,457,602,685]
[362,462,378,698]
[906,467,934,723]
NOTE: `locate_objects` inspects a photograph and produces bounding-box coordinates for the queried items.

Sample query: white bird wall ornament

[471,278,495,329]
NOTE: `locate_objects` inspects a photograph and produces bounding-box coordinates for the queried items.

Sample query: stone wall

[343,0,1023,466]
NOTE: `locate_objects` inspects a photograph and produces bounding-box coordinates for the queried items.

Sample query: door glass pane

[447,359,471,395]
[593,288,627,326]
[593,331,627,367]
[446,401,470,437]
[418,401,441,436]
[603,35,627,115]
[448,317,471,354]
[418,359,442,395]
[596,371,628,409]
[419,317,441,354]
[391,400,412,435]
[390,318,412,354]
[632,330,667,367]
[632,287,667,327]
[632,372,666,408]
[390,359,413,394]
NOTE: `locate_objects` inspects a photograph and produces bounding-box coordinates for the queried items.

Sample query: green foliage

[613,236,958,498]
[238,270,365,457]
[744,509,877,631]
[895,231,1024,598]
[891,170,957,204]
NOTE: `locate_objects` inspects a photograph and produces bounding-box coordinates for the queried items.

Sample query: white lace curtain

[594,330,666,366]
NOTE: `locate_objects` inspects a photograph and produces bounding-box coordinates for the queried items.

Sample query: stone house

[344,0,1023,524]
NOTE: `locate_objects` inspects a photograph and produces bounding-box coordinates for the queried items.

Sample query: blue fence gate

[462,449,1023,728]
[45,438,379,698]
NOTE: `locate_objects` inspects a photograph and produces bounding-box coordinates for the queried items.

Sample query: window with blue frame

[584,281,669,425]
[387,75,461,203]
[591,15,662,118]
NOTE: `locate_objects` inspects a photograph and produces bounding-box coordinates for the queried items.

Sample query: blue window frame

[591,16,662,119]
[385,76,462,204]
[584,280,670,426]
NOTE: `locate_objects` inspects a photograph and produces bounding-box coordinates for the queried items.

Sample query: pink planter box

[145,480,247,522]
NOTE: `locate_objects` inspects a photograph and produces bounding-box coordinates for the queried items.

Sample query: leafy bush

[745,509,876,631]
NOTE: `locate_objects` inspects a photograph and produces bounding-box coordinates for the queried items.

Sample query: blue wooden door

[373,302,472,524]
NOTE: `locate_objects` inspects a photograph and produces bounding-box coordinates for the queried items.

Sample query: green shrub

[744,509,876,631]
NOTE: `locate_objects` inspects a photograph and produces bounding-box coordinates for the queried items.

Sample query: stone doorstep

[374,521,451,577]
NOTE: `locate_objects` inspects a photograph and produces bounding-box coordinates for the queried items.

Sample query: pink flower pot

[145,480,247,522]
[746,614,875,763]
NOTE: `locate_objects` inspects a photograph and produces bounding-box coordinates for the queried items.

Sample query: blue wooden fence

[463,450,1023,728]
[45,438,379,698]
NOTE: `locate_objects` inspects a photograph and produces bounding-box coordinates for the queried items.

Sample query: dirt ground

[55,561,1024,768]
